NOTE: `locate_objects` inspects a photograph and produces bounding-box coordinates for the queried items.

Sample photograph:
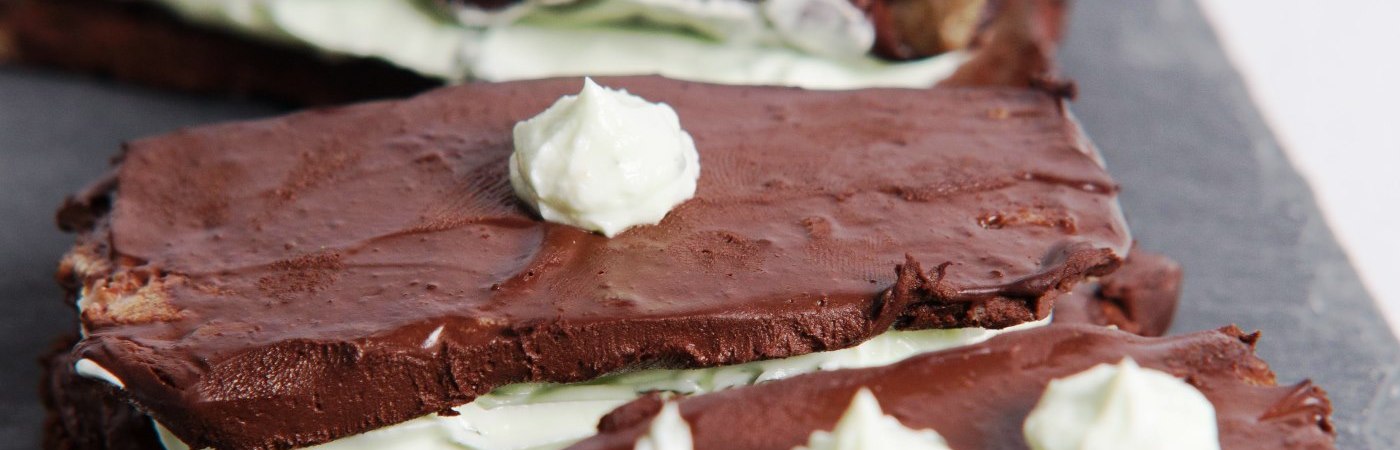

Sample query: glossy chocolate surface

[59,76,1128,449]
[573,325,1335,450]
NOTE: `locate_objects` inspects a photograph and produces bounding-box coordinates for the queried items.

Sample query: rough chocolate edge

[939,0,1072,94]
[38,270,1160,450]
[40,335,163,450]
[1055,246,1183,336]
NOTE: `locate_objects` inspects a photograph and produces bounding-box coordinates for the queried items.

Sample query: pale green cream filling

[155,318,1048,450]
[145,0,969,89]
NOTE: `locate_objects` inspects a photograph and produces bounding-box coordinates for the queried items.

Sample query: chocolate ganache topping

[57,76,1128,449]
[574,324,1336,450]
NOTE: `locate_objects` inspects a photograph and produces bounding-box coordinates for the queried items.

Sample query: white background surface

[1198,0,1400,331]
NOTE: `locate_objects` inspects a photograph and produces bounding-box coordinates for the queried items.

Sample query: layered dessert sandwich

[0,0,1065,103]
[570,324,1336,450]
[41,251,1186,449]
[43,74,1157,449]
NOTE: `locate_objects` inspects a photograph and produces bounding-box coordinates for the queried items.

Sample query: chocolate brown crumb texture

[1054,247,1183,336]
[573,324,1336,450]
[0,0,1066,104]
[40,336,163,450]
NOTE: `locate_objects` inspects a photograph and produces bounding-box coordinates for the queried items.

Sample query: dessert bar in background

[0,0,1065,104]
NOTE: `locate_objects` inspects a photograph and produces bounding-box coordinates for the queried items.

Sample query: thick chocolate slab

[32,251,1175,450]
[571,324,1336,450]
[57,77,1128,449]
[35,291,1181,450]
[34,251,1179,450]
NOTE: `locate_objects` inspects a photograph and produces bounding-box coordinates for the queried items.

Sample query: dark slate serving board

[1060,1,1400,448]
[0,0,1395,448]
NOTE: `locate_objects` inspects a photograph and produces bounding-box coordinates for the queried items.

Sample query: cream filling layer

[140,317,1049,450]
[145,0,969,89]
